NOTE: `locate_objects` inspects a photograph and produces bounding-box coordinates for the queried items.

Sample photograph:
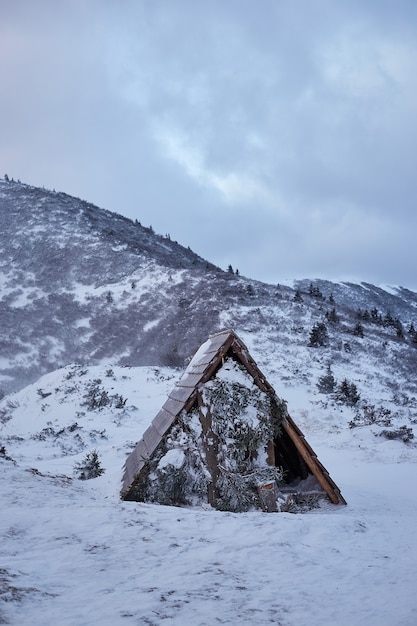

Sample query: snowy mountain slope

[0,179,222,391]
[2,178,417,399]
[1,170,417,624]
[1,357,417,625]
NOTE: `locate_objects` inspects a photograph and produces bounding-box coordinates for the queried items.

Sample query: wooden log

[257,482,279,512]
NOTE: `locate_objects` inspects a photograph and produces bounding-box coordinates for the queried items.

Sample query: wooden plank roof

[121,330,236,497]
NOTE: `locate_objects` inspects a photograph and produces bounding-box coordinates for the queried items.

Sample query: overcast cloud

[1,0,417,288]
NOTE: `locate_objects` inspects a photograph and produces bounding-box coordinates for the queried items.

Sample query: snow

[144,319,160,332]
[187,342,211,369]
[214,359,252,385]
[158,448,186,470]
[1,363,417,625]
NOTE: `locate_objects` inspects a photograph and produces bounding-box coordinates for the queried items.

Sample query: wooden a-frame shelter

[121,329,346,508]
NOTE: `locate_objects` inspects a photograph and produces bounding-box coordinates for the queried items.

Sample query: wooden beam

[282,418,346,505]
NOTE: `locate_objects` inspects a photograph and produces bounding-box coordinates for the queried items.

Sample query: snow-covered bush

[82,380,127,410]
[129,413,210,506]
[82,381,110,410]
[203,377,283,452]
[379,426,414,443]
[0,445,14,462]
[349,403,392,428]
[73,450,105,480]
[201,362,286,511]
[215,466,283,512]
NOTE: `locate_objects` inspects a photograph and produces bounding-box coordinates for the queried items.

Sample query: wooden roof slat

[176,372,206,388]
[121,443,147,494]
[168,385,195,403]
[143,425,162,458]
[152,408,177,437]
[188,357,217,375]
[162,396,190,417]
[188,347,219,368]
[188,357,213,371]
[187,331,234,370]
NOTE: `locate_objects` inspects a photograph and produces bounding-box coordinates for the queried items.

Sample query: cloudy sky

[1,1,417,289]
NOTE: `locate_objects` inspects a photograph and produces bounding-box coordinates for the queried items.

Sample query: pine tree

[308,322,329,347]
[336,379,360,406]
[293,288,303,303]
[408,324,417,347]
[393,318,404,339]
[370,308,383,325]
[317,365,336,393]
[325,307,339,324]
[353,321,364,337]
[309,283,324,299]
[74,450,105,480]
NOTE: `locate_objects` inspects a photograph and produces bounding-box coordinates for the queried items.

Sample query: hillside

[1,179,417,624]
[0,179,224,391]
[1,178,417,400]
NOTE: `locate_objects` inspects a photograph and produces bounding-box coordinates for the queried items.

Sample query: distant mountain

[1,178,417,398]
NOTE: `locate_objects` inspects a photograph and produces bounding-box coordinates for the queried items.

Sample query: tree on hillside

[336,379,360,406]
[325,307,339,324]
[74,450,105,480]
[353,321,364,338]
[408,323,417,347]
[308,322,329,347]
[293,288,303,303]
[309,283,324,299]
[370,307,383,325]
[317,365,336,394]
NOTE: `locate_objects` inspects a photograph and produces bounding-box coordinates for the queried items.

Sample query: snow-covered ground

[1,363,417,625]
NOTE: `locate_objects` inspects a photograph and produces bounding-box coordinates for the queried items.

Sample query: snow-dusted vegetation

[1,360,417,625]
[1,180,417,624]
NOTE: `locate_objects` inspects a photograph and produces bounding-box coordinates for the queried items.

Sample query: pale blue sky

[1,0,417,288]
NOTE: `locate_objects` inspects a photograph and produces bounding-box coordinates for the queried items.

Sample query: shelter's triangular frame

[121,329,346,505]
